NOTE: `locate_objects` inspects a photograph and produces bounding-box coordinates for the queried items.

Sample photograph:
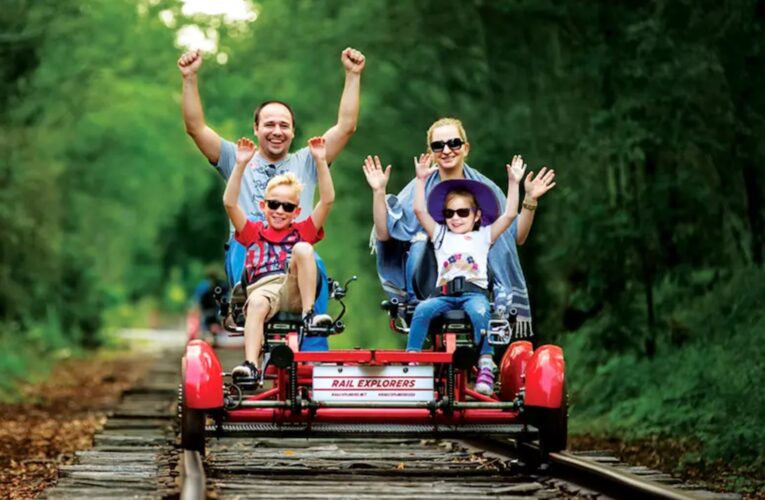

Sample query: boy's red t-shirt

[234,217,324,283]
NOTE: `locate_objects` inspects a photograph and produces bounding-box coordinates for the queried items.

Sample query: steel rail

[460,438,701,500]
[180,450,205,500]
[549,450,699,500]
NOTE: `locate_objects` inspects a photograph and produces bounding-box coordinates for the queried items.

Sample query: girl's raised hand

[507,154,527,184]
[414,153,436,180]
[362,155,391,191]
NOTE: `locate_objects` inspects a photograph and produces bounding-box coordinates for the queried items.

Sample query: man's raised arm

[323,47,366,164]
[178,49,222,164]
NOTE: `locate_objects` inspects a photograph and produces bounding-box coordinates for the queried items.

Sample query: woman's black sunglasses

[265,199,298,213]
[430,137,464,153]
[443,207,475,219]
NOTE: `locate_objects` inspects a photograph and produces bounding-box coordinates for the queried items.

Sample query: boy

[223,136,334,383]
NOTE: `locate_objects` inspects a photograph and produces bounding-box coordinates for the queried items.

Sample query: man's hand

[414,153,436,180]
[308,136,327,163]
[506,155,527,185]
[341,47,366,74]
[362,156,391,192]
[235,137,257,165]
[524,166,557,201]
[178,49,203,77]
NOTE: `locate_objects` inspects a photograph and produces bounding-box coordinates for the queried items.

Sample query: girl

[404,153,524,394]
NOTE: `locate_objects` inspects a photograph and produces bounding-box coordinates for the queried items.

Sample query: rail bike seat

[217,270,353,341]
[265,311,303,335]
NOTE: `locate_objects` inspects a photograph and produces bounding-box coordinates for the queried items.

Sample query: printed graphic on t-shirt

[438,253,482,285]
[235,218,322,283]
[433,225,491,289]
[244,227,303,282]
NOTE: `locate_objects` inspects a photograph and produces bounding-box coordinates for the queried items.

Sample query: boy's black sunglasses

[265,199,298,213]
[430,137,464,153]
[443,207,475,219]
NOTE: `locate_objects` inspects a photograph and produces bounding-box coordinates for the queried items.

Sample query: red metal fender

[183,340,224,409]
[524,344,565,409]
[498,341,533,401]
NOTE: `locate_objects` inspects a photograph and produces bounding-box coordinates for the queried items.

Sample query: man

[178,47,365,350]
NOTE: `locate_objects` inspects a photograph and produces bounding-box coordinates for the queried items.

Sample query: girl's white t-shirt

[432,224,491,289]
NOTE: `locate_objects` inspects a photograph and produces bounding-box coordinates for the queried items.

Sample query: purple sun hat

[427,179,501,226]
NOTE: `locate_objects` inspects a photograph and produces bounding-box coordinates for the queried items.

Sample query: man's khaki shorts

[245,271,301,321]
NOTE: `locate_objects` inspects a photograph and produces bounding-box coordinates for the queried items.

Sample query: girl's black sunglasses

[265,200,298,212]
[430,137,464,153]
[443,207,475,219]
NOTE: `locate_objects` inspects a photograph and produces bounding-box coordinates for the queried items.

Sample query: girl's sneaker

[474,367,495,395]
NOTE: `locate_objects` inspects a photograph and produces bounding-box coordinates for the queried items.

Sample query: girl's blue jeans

[406,292,493,356]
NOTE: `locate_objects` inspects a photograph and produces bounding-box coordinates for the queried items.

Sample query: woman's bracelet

[522,200,538,211]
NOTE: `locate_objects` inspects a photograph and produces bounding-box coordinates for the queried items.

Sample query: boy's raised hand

[308,136,327,163]
[507,155,527,185]
[414,153,436,180]
[177,49,203,77]
[235,137,257,165]
[524,166,557,200]
[362,156,391,192]
[341,47,366,74]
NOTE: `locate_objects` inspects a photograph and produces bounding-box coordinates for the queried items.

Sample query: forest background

[1,0,763,485]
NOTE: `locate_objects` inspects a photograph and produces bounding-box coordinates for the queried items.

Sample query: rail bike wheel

[528,382,568,454]
[180,386,206,454]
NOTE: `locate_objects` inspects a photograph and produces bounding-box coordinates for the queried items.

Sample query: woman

[362,117,556,336]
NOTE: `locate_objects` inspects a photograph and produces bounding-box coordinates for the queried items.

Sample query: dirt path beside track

[0,353,153,499]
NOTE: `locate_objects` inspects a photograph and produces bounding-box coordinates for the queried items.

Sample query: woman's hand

[524,166,556,200]
[414,153,436,180]
[362,155,391,192]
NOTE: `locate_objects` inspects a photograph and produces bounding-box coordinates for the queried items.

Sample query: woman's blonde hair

[426,117,468,153]
[265,172,303,198]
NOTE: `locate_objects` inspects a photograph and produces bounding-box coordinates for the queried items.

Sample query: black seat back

[412,241,438,300]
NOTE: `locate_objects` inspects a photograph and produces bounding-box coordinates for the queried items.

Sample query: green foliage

[566,267,765,469]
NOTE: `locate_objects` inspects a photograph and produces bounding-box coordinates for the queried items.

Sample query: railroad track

[40,340,739,499]
[180,436,739,499]
[42,347,182,499]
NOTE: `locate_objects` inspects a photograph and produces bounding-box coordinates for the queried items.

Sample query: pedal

[304,324,332,337]
[488,318,511,345]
